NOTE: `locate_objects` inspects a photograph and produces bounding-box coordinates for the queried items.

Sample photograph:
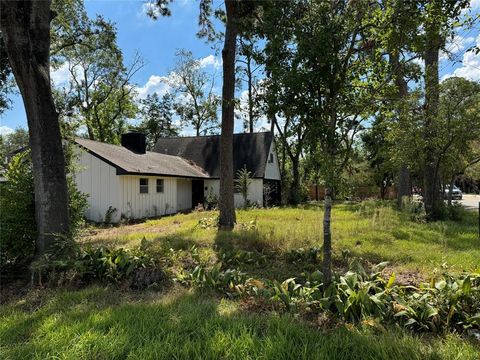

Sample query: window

[139,178,148,194]
[268,153,274,163]
[156,179,164,193]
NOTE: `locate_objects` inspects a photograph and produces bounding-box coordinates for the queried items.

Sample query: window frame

[268,153,274,163]
[139,178,149,194]
[156,178,164,193]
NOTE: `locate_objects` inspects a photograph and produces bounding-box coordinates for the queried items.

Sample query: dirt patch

[80,220,184,245]
[381,266,426,286]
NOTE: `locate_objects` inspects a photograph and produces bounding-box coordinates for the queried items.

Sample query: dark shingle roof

[153,132,273,178]
[75,138,209,179]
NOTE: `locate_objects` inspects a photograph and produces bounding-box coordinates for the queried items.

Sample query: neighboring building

[73,132,281,223]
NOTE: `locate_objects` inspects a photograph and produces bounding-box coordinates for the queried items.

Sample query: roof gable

[154,132,274,178]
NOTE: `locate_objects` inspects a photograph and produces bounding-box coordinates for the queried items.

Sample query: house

[73,131,281,223]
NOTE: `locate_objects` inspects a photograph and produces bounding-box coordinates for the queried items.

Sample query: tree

[421,0,469,220]
[236,36,263,133]
[52,1,141,143]
[0,33,14,115]
[260,0,389,284]
[0,128,29,161]
[168,49,220,136]
[0,0,70,256]
[436,77,480,204]
[137,93,179,150]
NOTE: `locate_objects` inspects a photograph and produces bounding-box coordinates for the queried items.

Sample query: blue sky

[1,0,479,135]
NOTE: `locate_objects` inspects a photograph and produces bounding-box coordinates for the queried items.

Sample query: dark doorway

[192,180,205,209]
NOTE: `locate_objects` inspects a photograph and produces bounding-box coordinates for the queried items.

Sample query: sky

[1,0,480,136]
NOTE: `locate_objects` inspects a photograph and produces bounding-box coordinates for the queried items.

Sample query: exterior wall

[74,146,121,222]
[264,141,281,180]
[204,178,264,208]
[177,178,192,211]
[74,145,177,222]
[119,175,177,219]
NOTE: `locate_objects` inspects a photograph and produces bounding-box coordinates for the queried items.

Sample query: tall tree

[52,2,141,143]
[261,0,387,284]
[168,49,220,136]
[236,36,263,133]
[217,0,239,229]
[421,0,469,220]
[0,0,70,256]
[137,93,179,150]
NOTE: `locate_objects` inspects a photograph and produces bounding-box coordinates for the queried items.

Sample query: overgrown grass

[2,201,479,359]
[81,201,479,279]
[1,286,478,360]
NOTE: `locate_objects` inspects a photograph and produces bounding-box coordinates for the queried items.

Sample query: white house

[73,132,281,223]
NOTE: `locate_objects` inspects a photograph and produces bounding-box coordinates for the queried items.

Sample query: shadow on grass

[1,286,477,360]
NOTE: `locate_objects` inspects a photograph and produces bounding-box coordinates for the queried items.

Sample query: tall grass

[1,287,478,360]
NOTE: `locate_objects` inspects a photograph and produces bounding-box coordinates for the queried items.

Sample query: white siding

[119,176,177,219]
[204,178,264,208]
[177,179,192,210]
[264,141,281,180]
[74,146,121,222]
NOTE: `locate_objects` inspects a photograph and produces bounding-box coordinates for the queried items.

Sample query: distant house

[73,132,281,223]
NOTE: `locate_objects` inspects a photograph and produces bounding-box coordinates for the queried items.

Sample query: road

[459,194,480,210]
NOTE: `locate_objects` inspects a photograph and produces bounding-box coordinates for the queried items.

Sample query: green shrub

[176,258,480,334]
[75,246,164,287]
[0,150,88,266]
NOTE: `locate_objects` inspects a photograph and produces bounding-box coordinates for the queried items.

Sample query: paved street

[459,194,480,210]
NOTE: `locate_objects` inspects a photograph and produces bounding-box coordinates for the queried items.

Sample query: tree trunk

[423,4,442,221]
[397,165,410,205]
[218,0,238,230]
[390,51,411,207]
[1,0,70,255]
[323,186,333,286]
[289,156,300,205]
[246,53,254,133]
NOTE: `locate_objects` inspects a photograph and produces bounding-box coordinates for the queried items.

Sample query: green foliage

[400,196,426,222]
[235,166,252,208]
[0,127,29,161]
[51,0,140,143]
[0,151,36,265]
[169,49,220,136]
[136,93,179,150]
[76,246,157,283]
[0,150,88,266]
[178,257,480,334]
[104,206,118,224]
[198,215,219,229]
[204,189,219,210]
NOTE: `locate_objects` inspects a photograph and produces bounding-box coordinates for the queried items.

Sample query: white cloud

[51,62,71,87]
[0,126,14,136]
[443,34,480,81]
[199,54,222,69]
[136,74,180,99]
[470,0,480,9]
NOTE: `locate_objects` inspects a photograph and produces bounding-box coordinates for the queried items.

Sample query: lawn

[2,201,479,359]
[1,286,479,360]
[81,201,479,279]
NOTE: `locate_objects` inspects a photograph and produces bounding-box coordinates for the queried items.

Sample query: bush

[177,258,480,334]
[76,246,165,287]
[0,150,88,266]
